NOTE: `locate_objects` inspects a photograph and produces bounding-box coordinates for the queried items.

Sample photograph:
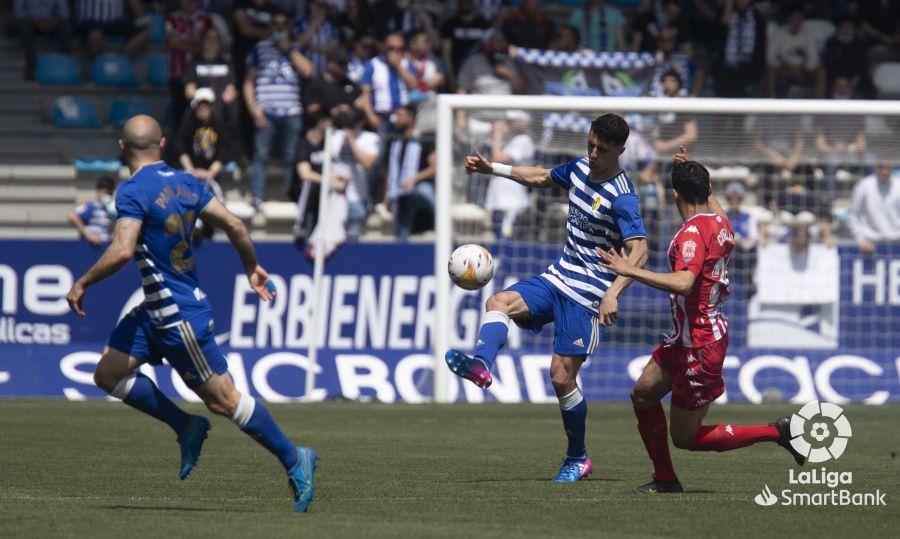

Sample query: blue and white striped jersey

[541,158,647,313]
[247,39,304,117]
[361,55,409,114]
[115,162,214,327]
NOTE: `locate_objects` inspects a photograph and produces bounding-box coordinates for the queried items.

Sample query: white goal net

[433,95,900,405]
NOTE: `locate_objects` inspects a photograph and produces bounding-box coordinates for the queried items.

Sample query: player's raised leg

[550,353,592,482]
[193,373,317,512]
[446,290,530,389]
[630,358,682,493]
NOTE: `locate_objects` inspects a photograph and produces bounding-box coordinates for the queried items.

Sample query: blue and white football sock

[111,372,190,435]
[230,393,299,471]
[473,310,510,369]
[558,387,588,460]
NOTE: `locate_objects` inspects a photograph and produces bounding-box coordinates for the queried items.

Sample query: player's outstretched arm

[199,198,275,301]
[66,218,142,316]
[465,151,552,188]
[597,237,648,325]
[597,247,696,296]
[674,145,729,223]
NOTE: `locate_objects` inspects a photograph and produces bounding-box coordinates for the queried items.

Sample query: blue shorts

[108,305,227,389]
[507,275,603,357]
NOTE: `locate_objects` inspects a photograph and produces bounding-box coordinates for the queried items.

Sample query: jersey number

[164,211,196,272]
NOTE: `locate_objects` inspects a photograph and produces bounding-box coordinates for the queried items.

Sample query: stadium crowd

[11,0,900,252]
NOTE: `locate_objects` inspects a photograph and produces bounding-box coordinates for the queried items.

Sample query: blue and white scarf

[724,7,757,67]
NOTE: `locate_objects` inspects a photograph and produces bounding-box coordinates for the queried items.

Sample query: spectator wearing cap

[167,0,213,124]
[440,0,491,91]
[294,0,340,76]
[14,0,71,80]
[502,0,556,50]
[724,181,760,249]
[244,11,313,207]
[384,104,436,240]
[766,4,825,98]
[184,27,238,129]
[176,88,228,183]
[68,177,115,247]
[75,0,150,60]
[304,48,368,123]
[847,162,900,254]
[567,0,627,53]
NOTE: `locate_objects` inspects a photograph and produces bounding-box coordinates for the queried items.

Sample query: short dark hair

[589,113,629,146]
[96,176,115,193]
[661,67,682,88]
[671,161,710,204]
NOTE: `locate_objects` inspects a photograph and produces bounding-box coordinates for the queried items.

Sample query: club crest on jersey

[682,239,697,261]
[591,196,602,211]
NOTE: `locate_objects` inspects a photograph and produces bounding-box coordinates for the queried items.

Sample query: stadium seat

[872,62,900,98]
[108,97,153,128]
[145,53,169,86]
[90,53,140,87]
[34,54,84,86]
[52,96,101,128]
[148,12,167,44]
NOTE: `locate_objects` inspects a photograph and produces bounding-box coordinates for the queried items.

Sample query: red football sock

[634,402,677,482]
[691,424,780,452]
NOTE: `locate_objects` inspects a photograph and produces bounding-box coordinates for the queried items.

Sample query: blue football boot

[177,415,211,480]
[288,447,319,512]
[553,456,593,482]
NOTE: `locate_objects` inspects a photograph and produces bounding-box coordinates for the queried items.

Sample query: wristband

[491,162,513,178]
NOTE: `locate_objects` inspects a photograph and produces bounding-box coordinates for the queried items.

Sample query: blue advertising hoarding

[0,240,897,403]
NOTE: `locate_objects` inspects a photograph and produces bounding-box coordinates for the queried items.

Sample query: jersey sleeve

[671,230,708,276]
[610,193,648,241]
[114,180,149,222]
[549,160,575,189]
[74,203,92,224]
[197,178,215,210]
[360,61,374,87]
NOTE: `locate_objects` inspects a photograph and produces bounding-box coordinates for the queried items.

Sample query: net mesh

[444,104,899,403]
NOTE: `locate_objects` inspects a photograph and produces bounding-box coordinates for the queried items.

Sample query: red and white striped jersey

[665,213,734,347]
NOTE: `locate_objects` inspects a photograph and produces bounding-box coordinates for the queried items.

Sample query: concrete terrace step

[0,202,72,225]
[0,184,75,202]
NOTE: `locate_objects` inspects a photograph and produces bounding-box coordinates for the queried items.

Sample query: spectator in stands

[384,104,436,240]
[304,48,364,122]
[231,0,278,82]
[752,114,814,204]
[631,0,692,53]
[651,25,704,97]
[176,88,227,183]
[822,16,871,98]
[775,184,834,247]
[361,32,416,131]
[815,85,868,196]
[292,113,330,236]
[567,0,627,53]
[167,0,213,125]
[766,4,825,98]
[294,0,340,76]
[404,30,445,103]
[457,30,524,97]
[335,0,375,44]
[441,0,491,91]
[502,0,556,50]
[76,0,149,59]
[347,34,377,83]
[859,0,900,50]
[724,181,760,249]
[14,0,72,81]
[184,27,238,126]
[331,106,380,239]
[653,68,698,151]
[711,0,767,98]
[244,11,313,208]
[484,111,535,239]
[388,0,441,48]
[848,161,900,254]
[549,25,581,53]
[68,176,115,247]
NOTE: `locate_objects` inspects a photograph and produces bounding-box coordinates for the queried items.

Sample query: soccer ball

[448,244,494,290]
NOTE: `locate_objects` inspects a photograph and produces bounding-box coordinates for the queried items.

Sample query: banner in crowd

[0,240,897,403]
[514,49,658,98]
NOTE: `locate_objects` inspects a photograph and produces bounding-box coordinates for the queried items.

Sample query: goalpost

[433,95,900,404]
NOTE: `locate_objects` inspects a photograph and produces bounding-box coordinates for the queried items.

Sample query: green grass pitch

[1,401,898,538]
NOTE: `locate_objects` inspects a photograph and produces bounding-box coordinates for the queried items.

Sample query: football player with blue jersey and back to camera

[446,113,649,482]
[64,115,317,513]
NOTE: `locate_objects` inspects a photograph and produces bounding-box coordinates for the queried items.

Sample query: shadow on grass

[100,504,256,513]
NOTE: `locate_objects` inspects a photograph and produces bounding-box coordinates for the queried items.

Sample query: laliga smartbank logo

[754,401,886,508]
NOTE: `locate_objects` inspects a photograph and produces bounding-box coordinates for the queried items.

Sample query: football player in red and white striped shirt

[598,147,805,493]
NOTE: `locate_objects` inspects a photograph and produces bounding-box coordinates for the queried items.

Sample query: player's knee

[93,369,119,393]
[485,294,508,313]
[671,432,696,450]
[550,367,575,395]
[203,391,240,418]
[630,385,655,408]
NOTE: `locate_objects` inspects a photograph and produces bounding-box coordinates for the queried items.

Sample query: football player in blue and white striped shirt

[446,113,649,483]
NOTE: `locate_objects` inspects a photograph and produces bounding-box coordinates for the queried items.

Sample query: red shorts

[652,335,729,411]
